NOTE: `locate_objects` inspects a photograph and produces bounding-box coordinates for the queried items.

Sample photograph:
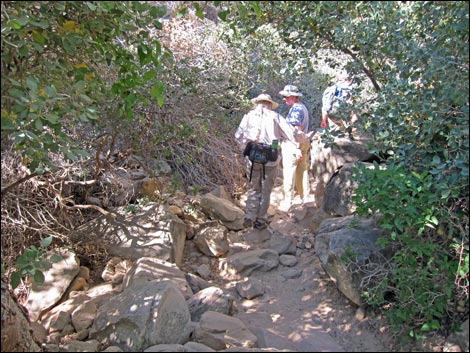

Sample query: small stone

[355,306,367,321]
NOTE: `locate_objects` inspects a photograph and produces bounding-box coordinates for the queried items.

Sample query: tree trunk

[1,281,41,352]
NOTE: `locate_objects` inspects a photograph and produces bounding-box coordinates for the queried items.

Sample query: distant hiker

[235,93,296,230]
[320,72,358,131]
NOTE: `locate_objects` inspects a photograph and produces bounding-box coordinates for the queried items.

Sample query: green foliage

[352,163,440,240]
[9,236,62,289]
[345,1,469,334]
[123,196,152,214]
[124,204,137,215]
[1,1,169,173]
[352,162,463,334]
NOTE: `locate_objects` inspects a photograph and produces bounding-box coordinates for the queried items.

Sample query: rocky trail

[182,181,397,352]
[4,174,450,352]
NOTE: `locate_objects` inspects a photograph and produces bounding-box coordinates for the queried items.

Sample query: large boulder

[89,280,191,351]
[123,257,193,299]
[314,216,388,305]
[72,202,186,268]
[23,249,80,322]
[199,193,244,231]
[310,134,374,208]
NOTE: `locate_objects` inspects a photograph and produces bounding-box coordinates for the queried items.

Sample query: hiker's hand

[320,119,327,128]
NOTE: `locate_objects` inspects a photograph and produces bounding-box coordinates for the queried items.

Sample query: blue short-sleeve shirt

[286,102,309,133]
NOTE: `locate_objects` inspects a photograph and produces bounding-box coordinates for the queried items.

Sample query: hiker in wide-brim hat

[251,93,279,110]
[235,93,296,230]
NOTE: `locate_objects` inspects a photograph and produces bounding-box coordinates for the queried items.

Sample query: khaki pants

[281,140,310,202]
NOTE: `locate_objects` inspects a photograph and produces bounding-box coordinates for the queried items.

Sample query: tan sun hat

[251,93,279,109]
[279,84,303,97]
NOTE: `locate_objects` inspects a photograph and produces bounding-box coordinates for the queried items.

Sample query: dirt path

[215,184,396,352]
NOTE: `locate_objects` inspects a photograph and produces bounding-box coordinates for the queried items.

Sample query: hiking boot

[254,219,268,230]
[243,218,253,228]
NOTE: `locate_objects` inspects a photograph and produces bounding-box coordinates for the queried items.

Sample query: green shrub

[352,162,463,336]
[9,236,62,289]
